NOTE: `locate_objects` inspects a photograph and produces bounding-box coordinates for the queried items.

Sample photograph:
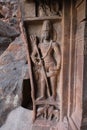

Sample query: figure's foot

[36,96,46,101]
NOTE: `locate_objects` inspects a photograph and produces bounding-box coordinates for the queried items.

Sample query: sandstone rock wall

[0,0,28,127]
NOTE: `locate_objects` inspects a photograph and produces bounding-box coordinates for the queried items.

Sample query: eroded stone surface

[0,0,20,55]
[0,36,27,127]
[0,107,33,130]
[0,20,20,38]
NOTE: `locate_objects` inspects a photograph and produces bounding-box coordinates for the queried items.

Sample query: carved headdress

[41,20,53,41]
[42,20,52,31]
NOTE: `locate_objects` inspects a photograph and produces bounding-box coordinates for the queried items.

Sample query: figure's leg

[41,76,46,98]
[36,73,46,100]
[50,75,57,100]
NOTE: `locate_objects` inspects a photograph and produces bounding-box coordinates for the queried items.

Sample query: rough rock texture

[0,107,33,130]
[0,0,31,128]
[0,0,20,55]
[0,20,20,38]
[0,20,20,55]
[0,37,11,55]
[0,0,30,127]
[0,35,28,127]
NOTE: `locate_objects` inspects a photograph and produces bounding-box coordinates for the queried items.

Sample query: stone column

[68,0,77,117]
[69,0,87,130]
[60,0,71,120]
[81,1,87,129]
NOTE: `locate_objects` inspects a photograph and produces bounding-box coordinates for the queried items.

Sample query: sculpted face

[41,20,52,41]
[42,30,50,40]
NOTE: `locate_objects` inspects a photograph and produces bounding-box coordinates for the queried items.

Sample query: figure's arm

[31,46,37,64]
[53,42,61,70]
[30,35,41,65]
[30,35,38,64]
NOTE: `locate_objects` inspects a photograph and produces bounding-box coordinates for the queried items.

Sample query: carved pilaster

[69,0,87,130]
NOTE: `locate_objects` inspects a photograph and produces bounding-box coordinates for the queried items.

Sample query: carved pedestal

[32,120,57,130]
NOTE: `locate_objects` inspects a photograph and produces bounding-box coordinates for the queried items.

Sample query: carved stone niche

[21,0,87,130]
[21,0,62,128]
[36,0,62,17]
[24,19,62,123]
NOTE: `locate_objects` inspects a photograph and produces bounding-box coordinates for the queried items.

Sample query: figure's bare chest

[39,43,52,54]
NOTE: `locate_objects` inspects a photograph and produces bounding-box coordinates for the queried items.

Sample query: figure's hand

[47,65,60,77]
[38,60,42,67]
[36,58,42,67]
[30,35,37,44]
[34,58,40,66]
[31,56,42,66]
[31,57,37,64]
[57,64,61,70]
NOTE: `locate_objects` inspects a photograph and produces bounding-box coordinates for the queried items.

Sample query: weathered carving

[36,0,62,17]
[37,105,60,121]
[30,20,61,120]
[30,20,61,101]
[48,106,60,121]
